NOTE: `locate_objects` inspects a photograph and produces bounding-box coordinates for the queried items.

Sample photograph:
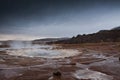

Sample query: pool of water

[0,41,79,58]
[6,48,79,58]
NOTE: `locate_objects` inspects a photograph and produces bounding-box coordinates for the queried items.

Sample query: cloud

[0,0,120,39]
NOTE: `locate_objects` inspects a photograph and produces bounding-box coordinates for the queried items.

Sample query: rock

[49,71,62,80]
[53,71,61,77]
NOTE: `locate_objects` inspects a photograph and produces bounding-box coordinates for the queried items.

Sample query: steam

[9,41,32,49]
[5,41,80,58]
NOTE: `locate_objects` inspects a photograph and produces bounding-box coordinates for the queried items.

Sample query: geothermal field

[0,41,120,80]
[1,0,120,80]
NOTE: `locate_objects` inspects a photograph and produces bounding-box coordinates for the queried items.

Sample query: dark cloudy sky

[0,0,120,40]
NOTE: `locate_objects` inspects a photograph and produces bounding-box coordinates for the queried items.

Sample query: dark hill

[32,38,69,44]
[111,26,120,30]
[55,28,120,44]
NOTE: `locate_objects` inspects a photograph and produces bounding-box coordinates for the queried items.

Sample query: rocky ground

[0,42,120,80]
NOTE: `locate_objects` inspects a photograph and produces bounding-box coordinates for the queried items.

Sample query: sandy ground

[0,42,120,80]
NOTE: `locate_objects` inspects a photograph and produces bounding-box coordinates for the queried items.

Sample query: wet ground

[0,42,120,80]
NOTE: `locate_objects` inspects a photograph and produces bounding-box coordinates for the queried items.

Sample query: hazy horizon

[1,0,120,40]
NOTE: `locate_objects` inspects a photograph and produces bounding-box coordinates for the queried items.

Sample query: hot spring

[2,41,79,58]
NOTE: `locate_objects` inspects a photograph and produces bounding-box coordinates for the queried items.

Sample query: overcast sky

[0,0,120,40]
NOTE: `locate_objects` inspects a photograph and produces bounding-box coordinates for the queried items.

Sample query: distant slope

[32,38,69,44]
[111,26,120,30]
[55,27,120,44]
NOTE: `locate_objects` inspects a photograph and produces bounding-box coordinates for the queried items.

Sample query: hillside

[32,38,69,44]
[111,26,120,30]
[55,27,120,44]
